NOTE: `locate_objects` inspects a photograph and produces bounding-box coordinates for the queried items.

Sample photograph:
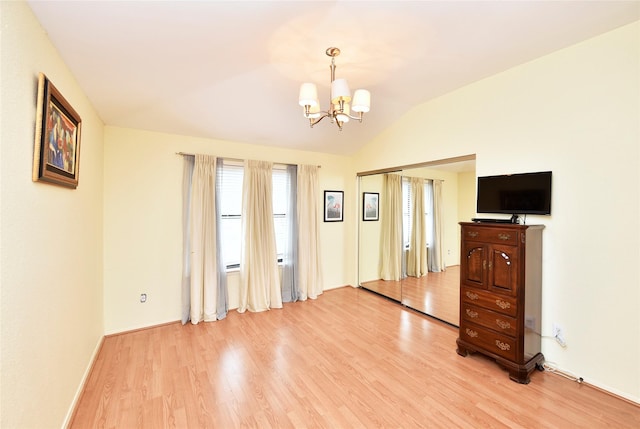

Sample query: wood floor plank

[70,286,639,428]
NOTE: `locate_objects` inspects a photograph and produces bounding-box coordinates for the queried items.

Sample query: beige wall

[353,21,640,402]
[457,171,476,225]
[103,126,355,334]
[457,170,477,254]
[0,2,105,427]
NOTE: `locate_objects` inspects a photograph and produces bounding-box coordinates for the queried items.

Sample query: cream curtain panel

[239,160,282,312]
[407,177,428,277]
[428,179,446,272]
[380,173,403,281]
[187,154,228,323]
[297,165,323,300]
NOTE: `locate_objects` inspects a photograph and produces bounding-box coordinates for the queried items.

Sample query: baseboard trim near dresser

[581,379,640,407]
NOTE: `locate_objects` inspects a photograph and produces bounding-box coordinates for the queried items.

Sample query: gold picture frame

[33,73,82,189]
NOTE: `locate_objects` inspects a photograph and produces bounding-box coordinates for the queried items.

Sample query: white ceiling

[27,1,639,156]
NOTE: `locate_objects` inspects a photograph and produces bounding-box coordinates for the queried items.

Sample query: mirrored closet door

[357,156,476,326]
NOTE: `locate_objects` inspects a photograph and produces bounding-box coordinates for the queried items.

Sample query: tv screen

[477,171,552,215]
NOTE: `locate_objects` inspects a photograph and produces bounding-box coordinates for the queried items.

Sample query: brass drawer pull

[495,340,511,351]
[466,291,479,300]
[468,231,479,238]
[495,299,511,310]
[466,309,479,318]
[495,319,511,330]
[465,328,478,338]
[498,233,511,241]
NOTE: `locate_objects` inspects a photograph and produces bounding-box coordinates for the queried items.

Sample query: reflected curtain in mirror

[428,179,445,272]
[379,173,403,281]
[407,177,428,277]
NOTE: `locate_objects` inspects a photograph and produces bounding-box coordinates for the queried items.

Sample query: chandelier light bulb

[352,89,371,113]
[298,83,318,107]
[331,79,351,104]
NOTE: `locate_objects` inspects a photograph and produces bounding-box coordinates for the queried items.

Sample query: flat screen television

[476,171,552,216]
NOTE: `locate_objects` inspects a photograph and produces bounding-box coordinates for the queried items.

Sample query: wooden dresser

[456,222,544,383]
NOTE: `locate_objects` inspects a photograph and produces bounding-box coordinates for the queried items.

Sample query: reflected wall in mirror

[358,174,402,301]
[358,156,476,326]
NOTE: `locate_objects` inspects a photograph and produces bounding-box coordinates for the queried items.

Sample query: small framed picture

[363,192,379,221]
[33,73,82,189]
[324,190,343,222]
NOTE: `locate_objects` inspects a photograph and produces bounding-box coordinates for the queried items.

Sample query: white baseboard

[61,335,104,429]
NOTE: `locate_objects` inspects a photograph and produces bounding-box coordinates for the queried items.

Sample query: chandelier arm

[345,112,365,122]
[308,112,331,128]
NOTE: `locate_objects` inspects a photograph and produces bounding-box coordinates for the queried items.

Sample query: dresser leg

[509,368,532,384]
[508,353,545,384]
[456,338,469,357]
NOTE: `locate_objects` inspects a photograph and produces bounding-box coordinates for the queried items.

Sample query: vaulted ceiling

[28,1,639,155]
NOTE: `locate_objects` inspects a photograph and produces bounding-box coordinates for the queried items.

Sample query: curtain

[181,155,194,324]
[281,165,299,302]
[407,177,428,277]
[239,160,282,312]
[380,173,403,281]
[297,165,323,300]
[188,154,227,323]
[428,179,446,272]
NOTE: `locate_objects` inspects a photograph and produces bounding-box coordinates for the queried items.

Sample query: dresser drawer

[461,286,517,317]
[462,226,519,245]
[459,322,518,361]
[461,304,516,337]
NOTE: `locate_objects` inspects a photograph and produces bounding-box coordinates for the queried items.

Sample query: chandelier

[298,47,371,130]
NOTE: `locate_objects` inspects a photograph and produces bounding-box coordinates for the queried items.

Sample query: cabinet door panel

[488,244,519,296]
[462,243,485,288]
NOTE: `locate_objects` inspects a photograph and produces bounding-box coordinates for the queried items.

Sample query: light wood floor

[70,287,639,428]
[361,266,460,326]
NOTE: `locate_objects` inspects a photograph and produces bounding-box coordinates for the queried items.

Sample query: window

[271,167,289,261]
[217,161,291,270]
[218,162,243,269]
[402,178,411,248]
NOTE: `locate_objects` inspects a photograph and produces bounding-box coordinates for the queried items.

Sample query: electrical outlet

[552,323,566,347]
[140,293,147,303]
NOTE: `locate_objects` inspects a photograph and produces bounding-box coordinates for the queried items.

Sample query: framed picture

[363,192,379,221]
[324,190,344,222]
[33,73,82,189]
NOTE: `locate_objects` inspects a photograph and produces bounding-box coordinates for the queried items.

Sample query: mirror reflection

[358,156,476,326]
